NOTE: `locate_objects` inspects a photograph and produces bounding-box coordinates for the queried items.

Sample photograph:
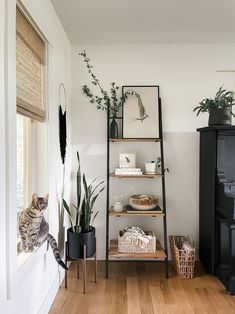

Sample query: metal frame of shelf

[105,86,168,279]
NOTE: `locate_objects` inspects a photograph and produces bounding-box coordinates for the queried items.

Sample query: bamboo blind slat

[16,8,46,122]
[16,8,45,63]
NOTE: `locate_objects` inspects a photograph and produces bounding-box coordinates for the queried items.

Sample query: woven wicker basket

[118,230,156,253]
[169,235,195,279]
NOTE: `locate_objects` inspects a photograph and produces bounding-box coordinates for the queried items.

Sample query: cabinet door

[199,131,217,274]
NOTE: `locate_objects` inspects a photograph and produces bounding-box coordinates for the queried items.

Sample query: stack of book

[115,168,142,176]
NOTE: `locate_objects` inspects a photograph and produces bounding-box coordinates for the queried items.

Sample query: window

[17,115,35,261]
[17,114,25,212]
[17,115,35,212]
[16,6,47,266]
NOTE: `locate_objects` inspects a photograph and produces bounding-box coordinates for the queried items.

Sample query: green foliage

[155,157,169,173]
[80,175,105,233]
[193,86,235,116]
[79,50,128,118]
[63,151,104,234]
[63,151,82,233]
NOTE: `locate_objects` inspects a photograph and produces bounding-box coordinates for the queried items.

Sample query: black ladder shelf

[105,86,168,279]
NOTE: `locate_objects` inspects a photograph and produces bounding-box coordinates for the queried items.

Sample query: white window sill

[17,237,35,268]
[17,241,48,271]
[17,251,34,268]
[17,237,48,268]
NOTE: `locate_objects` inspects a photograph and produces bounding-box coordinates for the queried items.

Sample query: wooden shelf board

[109,207,164,217]
[109,240,166,260]
[110,138,161,142]
[110,173,162,179]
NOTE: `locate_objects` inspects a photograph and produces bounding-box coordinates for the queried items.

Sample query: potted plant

[63,152,104,259]
[79,50,129,138]
[193,86,235,125]
[144,157,169,174]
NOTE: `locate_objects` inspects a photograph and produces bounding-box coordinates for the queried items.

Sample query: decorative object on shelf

[115,167,142,176]
[122,85,159,138]
[113,201,124,213]
[119,152,136,168]
[126,205,162,214]
[145,162,156,174]
[110,117,118,138]
[118,227,156,253]
[193,86,235,125]
[63,151,105,259]
[169,235,195,279]
[145,157,169,174]
[129,194,158,210]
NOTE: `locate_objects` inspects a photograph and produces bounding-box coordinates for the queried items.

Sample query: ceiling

[51,0,235,44]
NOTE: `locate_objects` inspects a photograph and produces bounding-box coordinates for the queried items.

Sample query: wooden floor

[49,261,235,314]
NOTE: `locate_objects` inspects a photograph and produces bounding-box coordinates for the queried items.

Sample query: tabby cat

[19,193,68,270]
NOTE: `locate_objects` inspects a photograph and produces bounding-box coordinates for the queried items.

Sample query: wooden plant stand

[64,241,97,294]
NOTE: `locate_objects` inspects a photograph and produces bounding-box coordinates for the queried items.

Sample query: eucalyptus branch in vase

[79,50,128,119]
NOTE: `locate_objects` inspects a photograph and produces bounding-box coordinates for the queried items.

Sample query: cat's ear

[32,193,38,201]
[43,194,49,202]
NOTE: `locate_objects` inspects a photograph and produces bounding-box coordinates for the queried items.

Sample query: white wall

[0,0,7,302]
[0,0,71,313]
[71,44,235,259]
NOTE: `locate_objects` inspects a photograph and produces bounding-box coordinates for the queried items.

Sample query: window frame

[16,5,48,264]
[5,1,51,299]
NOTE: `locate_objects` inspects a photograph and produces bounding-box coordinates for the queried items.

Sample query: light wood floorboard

[49,262,235,314]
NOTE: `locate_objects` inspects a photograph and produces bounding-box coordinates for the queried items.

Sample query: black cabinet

[198,126,235,294]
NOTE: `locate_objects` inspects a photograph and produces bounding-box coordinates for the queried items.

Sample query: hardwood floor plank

[115,271,127,314]
[159,277,175,306]
[137,263,155,314]
[182,277,208,314]
[221,291,235,313]
[196,288,219,314]
[207,288,235,314]
[127,276,141,314]
[150,286,166,314]
[169,276,194,313]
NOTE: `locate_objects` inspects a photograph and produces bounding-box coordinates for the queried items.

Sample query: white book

[115,167,141,172]
[115,170,143,175]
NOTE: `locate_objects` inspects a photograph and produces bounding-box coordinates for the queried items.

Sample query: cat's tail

[47,234,68,270]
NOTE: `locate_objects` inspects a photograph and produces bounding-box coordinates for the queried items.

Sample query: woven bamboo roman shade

[16,8,46,121]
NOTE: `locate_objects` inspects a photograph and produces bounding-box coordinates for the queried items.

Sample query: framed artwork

[122,86,159,138]
[119,153,136,168]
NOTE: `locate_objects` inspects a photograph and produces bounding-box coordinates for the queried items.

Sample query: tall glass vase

[110,117,118,138]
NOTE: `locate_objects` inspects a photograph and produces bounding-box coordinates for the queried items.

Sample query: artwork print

[122,86,159,138]
[119,153,136,168]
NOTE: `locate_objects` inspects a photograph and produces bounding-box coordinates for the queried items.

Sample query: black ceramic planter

[208,108,231,126]
[67,227,96,259]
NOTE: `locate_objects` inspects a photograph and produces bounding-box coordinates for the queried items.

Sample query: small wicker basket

[118,230,156,253]
[169,235,195,279]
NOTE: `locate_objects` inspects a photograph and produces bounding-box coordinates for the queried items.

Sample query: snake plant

[63,151,104,233]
